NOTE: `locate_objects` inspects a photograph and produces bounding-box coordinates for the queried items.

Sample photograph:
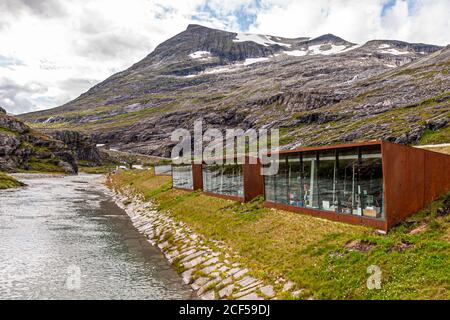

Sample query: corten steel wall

[192,163,203,190]
[382,141,450,230]
[243,157,264,202]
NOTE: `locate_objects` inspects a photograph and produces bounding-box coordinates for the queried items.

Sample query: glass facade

[264,145,384,219]
[203,164,244,198]
[154,165,172,175]
[172,164,194,190]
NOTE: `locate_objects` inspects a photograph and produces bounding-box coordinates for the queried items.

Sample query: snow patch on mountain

[284,50,307,57]
[243,57,270,65]
[308,44,348,55]
[189,51,211,59]
[183,56,272,78]
[233,33,291,47]
[379,48,409,55]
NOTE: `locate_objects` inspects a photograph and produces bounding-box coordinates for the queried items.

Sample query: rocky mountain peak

[307,34,352,46]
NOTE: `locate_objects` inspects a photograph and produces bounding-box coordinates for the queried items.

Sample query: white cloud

[0,0,448,115]
[249,0,450,45]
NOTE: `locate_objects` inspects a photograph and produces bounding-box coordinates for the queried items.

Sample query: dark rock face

[0,107,6,114]
[49,130,102,166]
[19,25,449,156]
[0,113,78,173]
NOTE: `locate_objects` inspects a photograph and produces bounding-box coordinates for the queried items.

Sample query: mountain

[20,24,449,157]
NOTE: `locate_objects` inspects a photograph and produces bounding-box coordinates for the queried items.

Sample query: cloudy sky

[0,0,448,115]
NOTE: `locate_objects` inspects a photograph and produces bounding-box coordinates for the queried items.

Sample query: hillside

[20,24,449,157]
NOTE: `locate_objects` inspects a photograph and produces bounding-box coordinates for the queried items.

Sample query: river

[0,174,193,300]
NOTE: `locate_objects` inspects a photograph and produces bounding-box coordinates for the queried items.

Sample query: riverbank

[107,170,450,300]
[0,173,193,299]
[109,184,292,300]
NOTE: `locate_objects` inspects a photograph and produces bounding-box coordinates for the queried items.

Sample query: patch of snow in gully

[189,51,211,59]
[233,33,291,47]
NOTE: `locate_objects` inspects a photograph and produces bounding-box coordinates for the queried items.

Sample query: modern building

[170,141,450,231]
[263,141,450,231]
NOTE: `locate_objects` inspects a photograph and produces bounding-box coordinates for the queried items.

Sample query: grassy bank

[78,165,116,174]
[0,172,25,189]
[108,170,450,300]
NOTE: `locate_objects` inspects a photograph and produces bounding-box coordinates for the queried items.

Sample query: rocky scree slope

[20,24,449,156]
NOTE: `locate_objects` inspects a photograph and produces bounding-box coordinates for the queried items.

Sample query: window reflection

[172,165,194,190]
[264,146,384,219]
[203,164,244,197]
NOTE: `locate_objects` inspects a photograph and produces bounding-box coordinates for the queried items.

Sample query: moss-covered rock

[0,172,25,189]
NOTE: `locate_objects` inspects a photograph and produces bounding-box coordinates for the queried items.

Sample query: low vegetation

[108,170,450,300]
[0,172,25,189]
[78,165,116,174]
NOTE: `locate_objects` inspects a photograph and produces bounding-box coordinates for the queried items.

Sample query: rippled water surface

[0,174,193,300]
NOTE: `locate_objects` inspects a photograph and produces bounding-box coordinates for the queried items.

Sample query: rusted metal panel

[424,150,450,205]
[264,201,387,231]
[192,163,203,190]
[268,140,382,156]
[243,157,264,202]
[382,141,450,230]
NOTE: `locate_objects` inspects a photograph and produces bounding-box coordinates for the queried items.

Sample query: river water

[0,174,193,300]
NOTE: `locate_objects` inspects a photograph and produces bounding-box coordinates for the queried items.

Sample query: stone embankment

[112,187,301,300]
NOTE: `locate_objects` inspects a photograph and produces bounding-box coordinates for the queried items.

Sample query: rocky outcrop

[49,130,102,166]
[0,113,78,173]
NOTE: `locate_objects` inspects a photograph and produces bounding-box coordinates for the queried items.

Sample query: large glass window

[359,146,384,219]
[172,164,193,190]
[302,152,319,209]
[264,145,384,220]
[287,156,302,206]
[155,165,172,175]
[275,158,289,204]
[318,150,337,212]
[203,164,244,197]
[335,148,359,215]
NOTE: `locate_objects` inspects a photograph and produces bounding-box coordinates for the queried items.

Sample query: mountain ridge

[19,24,449,156]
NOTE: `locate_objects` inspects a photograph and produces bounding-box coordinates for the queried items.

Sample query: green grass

[108,170,450,300]
[419,126,450,145]
[78,165,116,174]
[0,127,20,136]
[0,172,25,189]
[22,157,65,173]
